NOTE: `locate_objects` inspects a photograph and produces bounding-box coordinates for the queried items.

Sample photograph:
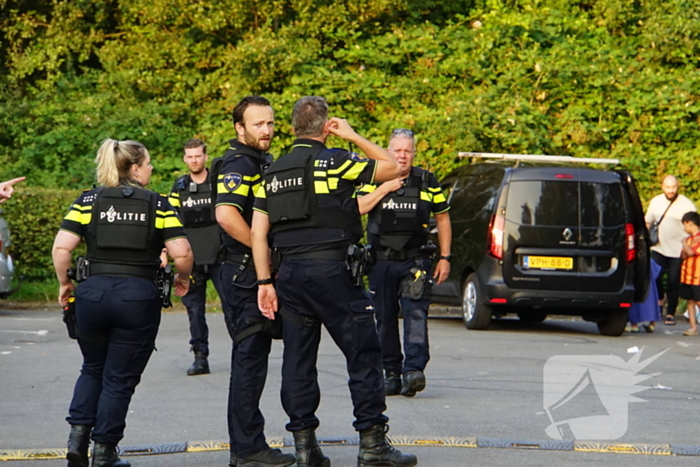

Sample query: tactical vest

[176,175,221,266]
[368,168,432,250]
[87,186,159,268]
[264,149,362,237]
[175,175,216,227]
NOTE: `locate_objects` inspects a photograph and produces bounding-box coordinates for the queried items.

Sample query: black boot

[91,442,130,467]
[229,452,238,466]
[400,371,425,398]
[238,446,295,467]
[384,371,402,396]
[293,428,331,467]
[357,424,417,467]
[67,424,91,467]
[187,349,210,376]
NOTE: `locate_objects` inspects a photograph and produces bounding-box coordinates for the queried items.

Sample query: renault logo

[562,228,574,241]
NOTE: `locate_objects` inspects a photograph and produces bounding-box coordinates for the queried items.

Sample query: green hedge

[1,187,85,279]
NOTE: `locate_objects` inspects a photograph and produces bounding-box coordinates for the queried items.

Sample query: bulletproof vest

[368,168,432,250]
[175,175,216,227]
[87,186,158,267]
[175,175,221,266]
[264,149,362,237]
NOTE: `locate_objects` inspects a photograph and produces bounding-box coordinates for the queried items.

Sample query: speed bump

[2,436,698,461]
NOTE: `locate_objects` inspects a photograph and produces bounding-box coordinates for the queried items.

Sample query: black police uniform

[61,185,185,445]
[214,139,277,461]
[254,138,389,432]
[168,171,235,351]
[359,168,449,379]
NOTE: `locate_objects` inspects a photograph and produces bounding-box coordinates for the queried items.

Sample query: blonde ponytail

[94,139,147,187]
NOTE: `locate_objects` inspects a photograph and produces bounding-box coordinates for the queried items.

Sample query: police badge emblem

[223,173,243,193]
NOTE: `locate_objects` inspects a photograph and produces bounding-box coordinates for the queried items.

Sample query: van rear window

[505,181,625,227]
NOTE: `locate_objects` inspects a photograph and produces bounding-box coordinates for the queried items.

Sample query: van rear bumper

[477,256,636,310]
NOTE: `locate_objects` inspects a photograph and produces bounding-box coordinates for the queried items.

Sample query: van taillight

[489,214,505,259]
[556,174,574,179]
[625,223,635,263]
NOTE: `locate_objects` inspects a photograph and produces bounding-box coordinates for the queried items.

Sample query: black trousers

[276,259,388,432]
[221,263,272,458]
[182,262,236,354]
[368,258,432,374]
[67,276,161,444]
[652,250,682,316]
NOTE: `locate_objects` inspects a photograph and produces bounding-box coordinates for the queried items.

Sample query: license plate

[523,256,573,270]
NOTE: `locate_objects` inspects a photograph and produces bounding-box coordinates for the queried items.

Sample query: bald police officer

[358,129,451,398]
[251,96,417,467]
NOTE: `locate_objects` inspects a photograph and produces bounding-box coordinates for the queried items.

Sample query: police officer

[251,96,417,467]
[168,138,235,375]
[358,129,451,398]
[214,96,294,467]
[52,139,193,467]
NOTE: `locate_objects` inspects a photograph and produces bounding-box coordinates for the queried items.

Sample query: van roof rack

[458,152,620,165]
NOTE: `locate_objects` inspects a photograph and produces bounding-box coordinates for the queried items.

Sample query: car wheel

[597,310,628,336]
[462,273,492,330]
[517,311,548,323]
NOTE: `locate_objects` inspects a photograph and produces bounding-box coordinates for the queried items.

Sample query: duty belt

[375,247,426,261]
[222,249,250,265]
[281,248,347,261]
[89,263,158,280]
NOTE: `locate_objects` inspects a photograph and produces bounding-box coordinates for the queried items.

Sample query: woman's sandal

[665,315,676,325]
[683,328,698,336]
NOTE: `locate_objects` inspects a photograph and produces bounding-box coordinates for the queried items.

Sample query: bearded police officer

[168,138,235,376]
[358,129,451,398]
[52,139,193,467]
[251,96,417,467]
[214,96,294,467]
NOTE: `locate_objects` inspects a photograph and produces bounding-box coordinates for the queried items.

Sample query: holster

[62,296,77,340]
[156,265,174,308]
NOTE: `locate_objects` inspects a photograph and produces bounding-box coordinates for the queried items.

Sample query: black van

[431,154,650,336]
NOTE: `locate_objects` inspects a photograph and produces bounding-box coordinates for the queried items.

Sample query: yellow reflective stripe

[313,171,326,177]
[255,185,267,199]
[433,192,447,203]
[64,209,83,223]
[427,186,442,193]
[245,174,261,182]
[328,160,352,175]
[358,184,377,194]
[168,195,180,209]
[163,216,183,228]
[292,144,313,149]
[342,161,366,180]
[315,181,330,194]
[420,192,432,202]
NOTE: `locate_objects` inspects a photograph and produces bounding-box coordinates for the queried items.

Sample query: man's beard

[190,166,205,175]
[244,134,270,151]
[665,192,678,201]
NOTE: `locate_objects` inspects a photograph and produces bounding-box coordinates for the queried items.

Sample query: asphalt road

[2,307,700,466]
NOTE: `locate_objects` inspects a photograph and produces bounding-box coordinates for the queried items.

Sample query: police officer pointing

[251,96,417,467]
[214,96,294,467]
[358,129,451,398]
[52,139,193,467]
[168,138,235,375]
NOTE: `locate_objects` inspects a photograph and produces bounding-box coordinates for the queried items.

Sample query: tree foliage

[1,0,699,202]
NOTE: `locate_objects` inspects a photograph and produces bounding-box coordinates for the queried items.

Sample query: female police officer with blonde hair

[52,139,193,467]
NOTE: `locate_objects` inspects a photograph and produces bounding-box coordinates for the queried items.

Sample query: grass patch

[4,278,228,311]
